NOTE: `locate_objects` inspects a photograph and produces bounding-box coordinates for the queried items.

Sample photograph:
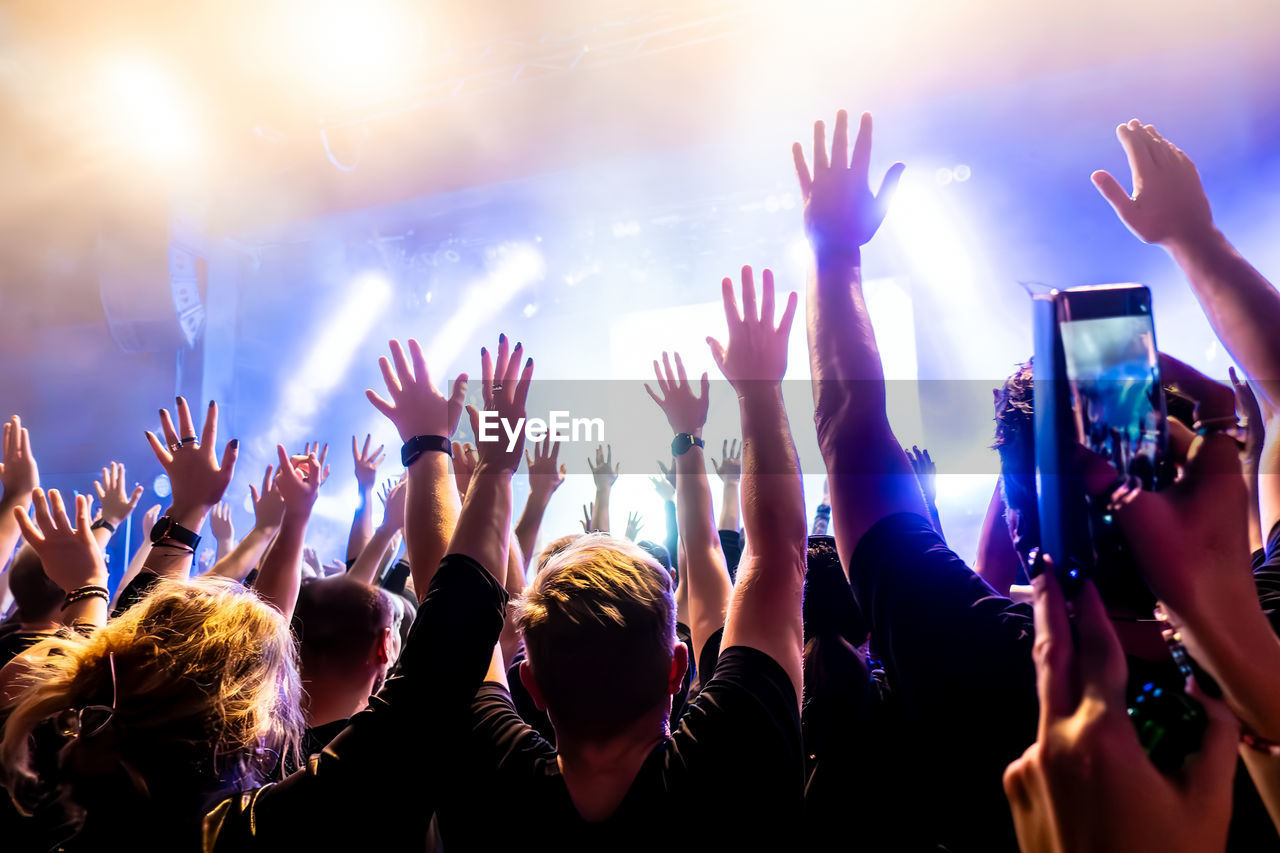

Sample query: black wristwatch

[150,516,201,550]
[671,433,704,457]
[402,434,453,468]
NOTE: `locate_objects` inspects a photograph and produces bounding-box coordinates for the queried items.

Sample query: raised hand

[1091,120,1215,248]
[14,489,107,591]
[249,465,285,530]
[1003,567,1237,853]
[451,441,477,496]
[905,446,937,504]
[707,266,798,389]
[297,442,331,486]
[649,471,675,502]
[712,439,742,484]
[526,437,566,502]
[367,338,468,441]
[625,511,643,541]
[793,109,905,257]
[209,501,235,547]
[274,445,324,517]
[0,414,39,503]
[465,334,534,472]
[379,477,408,532]
[352,434,386,490]
[588,444,620,490]
[140,503,162,539]
[302,547,322,578]
[144,397,238,514]
[581,502,594,534]
[645,352,709,436]
[93,461,144,527]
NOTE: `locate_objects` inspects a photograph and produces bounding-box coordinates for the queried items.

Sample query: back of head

[514,533,676,742]
[8,547,63,623]
[0,576,303,831]
[994,361,1039,555]
[534,534,581,575]
[803,535,866,646]
[292,576,393,677]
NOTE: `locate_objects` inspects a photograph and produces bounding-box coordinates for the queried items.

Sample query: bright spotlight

[269,270,393,441]
[101,58,196,162]
[153,473,171,498]
[280,0,417,102]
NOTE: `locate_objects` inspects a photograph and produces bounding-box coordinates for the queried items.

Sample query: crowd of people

[1,110,1279,852]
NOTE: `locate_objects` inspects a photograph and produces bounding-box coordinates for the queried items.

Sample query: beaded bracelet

[62,585,110,611]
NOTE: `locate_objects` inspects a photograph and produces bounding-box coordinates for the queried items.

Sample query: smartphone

[1032,283,1173,604]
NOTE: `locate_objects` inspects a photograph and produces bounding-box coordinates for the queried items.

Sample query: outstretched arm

[709,266,806,696]
[253,447,325,619]
[712,439,742,533]
[587,444,619,533]
[206,466,285,582]
[141,398,238,579]
[0,416,39,577]
[348,479,406,586]
[1093,120,1280,537]
[794,110,925,558]
[347,434,386,562]
[515,437,565,569]
[646,352,731,665]
[366,339,469,600]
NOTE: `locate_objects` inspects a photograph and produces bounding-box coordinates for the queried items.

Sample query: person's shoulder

[677,646,800,742]
[852,511,950,565]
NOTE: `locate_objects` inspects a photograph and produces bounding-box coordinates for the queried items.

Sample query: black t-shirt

[203,554,508,852]
[112,570,165,618]
[850,511,1280,852]
[440,646,802,851]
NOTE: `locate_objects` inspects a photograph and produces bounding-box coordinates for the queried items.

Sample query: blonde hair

[514,533,675,740]
[1,575,303,820]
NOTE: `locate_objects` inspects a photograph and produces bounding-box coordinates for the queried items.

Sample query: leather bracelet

[402,435,452,468]
[62,585,110,611]
[91,519,116,535]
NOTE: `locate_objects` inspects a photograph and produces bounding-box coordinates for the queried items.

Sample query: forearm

[349,525,399,586]
[254,511,310,619]
[141,503,211,578]
[1245,461,1265,554]
[1179,603,1280,741]
[724,386,806,692]
[0,495,30,576]
[207,524,277,582]
[1167,230,1280,410]
[346,486,375,562]
[974,480,1020,597]
[447,465,513,584]
[718,480,740,533]
[1241,749,1280,835]
[406,453,459,600]
[498,534,525,664]
[113,541,152,607]
[663,499,679,572]
[676,448,732,657]
[590,485,611,533]
[514,491,552,570]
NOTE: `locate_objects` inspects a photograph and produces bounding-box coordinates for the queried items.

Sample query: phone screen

[1059,313,1166,491]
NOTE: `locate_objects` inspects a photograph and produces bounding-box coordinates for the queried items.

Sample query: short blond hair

[514,533,675,740]
[1,575,303,822]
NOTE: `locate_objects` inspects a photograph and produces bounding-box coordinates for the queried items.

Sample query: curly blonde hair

[0,575,303,822]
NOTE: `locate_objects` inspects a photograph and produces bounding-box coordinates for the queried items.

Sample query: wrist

[1164,225,1226,259]
[473,460,518,478]
[815,246,861,274]
[281,504,315,524]
[167,502,213,530]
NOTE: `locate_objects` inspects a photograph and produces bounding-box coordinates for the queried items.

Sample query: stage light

[99,58,197,163]
[278,0,417,102]
[953,164,972,182]
[153,473,171,498]
[523,302,539,318]
[270,270,393,440]
[424,242,546,374]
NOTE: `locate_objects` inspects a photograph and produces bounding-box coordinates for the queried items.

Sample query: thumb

[128,484,144,510]
[220,438,240,476]
[706,337,727,378]
[466,405,480,440]
[1091,170,1135,217]
[874,162,906,220]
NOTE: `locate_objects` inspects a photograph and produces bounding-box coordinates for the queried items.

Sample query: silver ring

[179,436,198,445]
[491,384,503,392]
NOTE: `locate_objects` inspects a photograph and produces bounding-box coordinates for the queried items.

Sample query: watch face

[671,434,693,456]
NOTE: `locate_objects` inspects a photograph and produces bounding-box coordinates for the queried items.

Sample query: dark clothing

[718,528,742,582]
[441,646,802,851]
[111,570,165,617]
[203,554,506,851]
[697,626,724,688]
[848,512,1044,852]
[1253,518,1280,637]
[0,626,53,668]
[850,511,1280,852]
[279,719,350,779]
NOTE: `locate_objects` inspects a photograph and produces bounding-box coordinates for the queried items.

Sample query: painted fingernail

[515,341,522,350]
[481,347,488,357]
[230,439,239,449]
[499,333,506,343]
[526,357,533,367]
